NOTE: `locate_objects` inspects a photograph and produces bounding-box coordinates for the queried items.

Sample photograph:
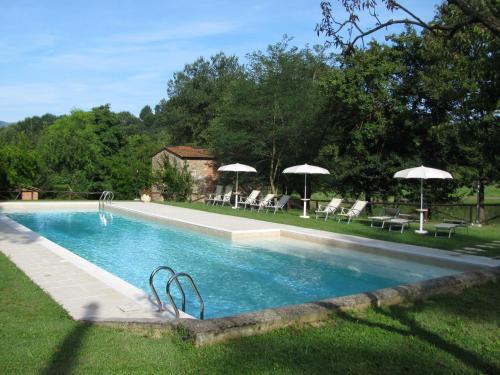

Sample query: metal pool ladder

[99,191,114,209]
[149,266,204,320]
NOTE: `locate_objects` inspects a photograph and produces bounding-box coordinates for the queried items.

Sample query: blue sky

[0,0,442,122]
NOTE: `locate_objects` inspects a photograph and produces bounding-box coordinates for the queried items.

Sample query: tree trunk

[365,193,372,214]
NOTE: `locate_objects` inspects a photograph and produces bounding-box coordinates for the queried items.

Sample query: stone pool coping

[1,200,500,345]
[169,265,500,346]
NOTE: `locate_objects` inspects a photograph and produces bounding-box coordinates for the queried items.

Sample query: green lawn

[164,201,500,258]
[459,185,500,204]
[1,253,499,374]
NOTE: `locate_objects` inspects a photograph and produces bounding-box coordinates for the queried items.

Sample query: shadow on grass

[337,305,500,375]
[40,303,98,375]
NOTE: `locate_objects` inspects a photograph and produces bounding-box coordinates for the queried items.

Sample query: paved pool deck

[0,200,499,325]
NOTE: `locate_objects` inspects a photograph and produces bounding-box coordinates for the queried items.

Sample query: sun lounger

[387,218,411,233]
[443,219,469,233]
[434,223,459,238]
[213,191,232,206]
[337,200,368,224]
[252,193,275,212]
[369,207,400,228]
[267,195,291,214]
[238,190,260,209]
[206,185,223,205]
[315,198,343,221]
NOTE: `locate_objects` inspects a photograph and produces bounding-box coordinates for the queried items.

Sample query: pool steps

[150,266,204,320]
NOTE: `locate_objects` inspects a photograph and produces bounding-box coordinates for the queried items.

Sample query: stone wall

[151,150,217,201]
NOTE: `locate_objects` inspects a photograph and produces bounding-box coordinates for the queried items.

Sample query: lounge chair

[315,198,343,221]
[267,195,291,214]
[213,191,232,206]
[238,190,260,209]
[368,207,400,228]
[252,193,275,212]
[337,200,368,224]
[206,185,223,205]
[434,219,469,237]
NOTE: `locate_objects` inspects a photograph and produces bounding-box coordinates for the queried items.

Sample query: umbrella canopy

[393,165,453,180]
[217,163,257,208]
[283,163,330,218]
[282,164,329,175]
[394,165,453,234]
[218,163,257,173]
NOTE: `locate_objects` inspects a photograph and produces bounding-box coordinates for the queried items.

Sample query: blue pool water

[8,211,460,318]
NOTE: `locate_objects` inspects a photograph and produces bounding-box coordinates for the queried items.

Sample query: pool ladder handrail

[99,191,114,209]
[149,266,186,312]
[166,273,204,320]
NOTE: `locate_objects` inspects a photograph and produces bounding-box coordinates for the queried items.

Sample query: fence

[0,190,103,201]
[289,197,500,224]
[1,189,498,224]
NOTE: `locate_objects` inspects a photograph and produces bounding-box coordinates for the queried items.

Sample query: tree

[412,14,500,215]
[154,53,244,145]
[153,156,193,201]
[316,40,419,201]
[139,105,155,127]
[37,110,102,192]
[316,0,500,54]
[0,142,40,191]
[106,134,156,199]
[211,40,329,195]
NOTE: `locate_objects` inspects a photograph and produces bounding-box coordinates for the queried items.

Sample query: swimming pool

[8,210,462,319]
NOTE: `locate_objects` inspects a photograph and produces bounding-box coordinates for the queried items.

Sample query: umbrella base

[300,215,310,219]
[415,229,428,234]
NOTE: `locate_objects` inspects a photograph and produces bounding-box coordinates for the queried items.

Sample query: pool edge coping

[109,266,500,346]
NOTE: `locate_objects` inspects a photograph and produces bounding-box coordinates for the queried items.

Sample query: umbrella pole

[233,172,239,209]
[300,174,310,218]
[416,178,427,234]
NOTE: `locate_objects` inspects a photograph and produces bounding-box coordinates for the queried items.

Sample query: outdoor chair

[238,190,260,209]
[434,219,470,238]
[267,195,291,214]
[337,200,368,224]
[315,198,343,221]
[206,185,223,205]
[224,185,233,194]
[251,193,275,212]
[368,207,400,228]
[213,191,232,206]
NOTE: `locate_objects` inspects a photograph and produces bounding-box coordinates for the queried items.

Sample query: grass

[459,185,500,204]
[1,252,499,374]
[164,201,500,258]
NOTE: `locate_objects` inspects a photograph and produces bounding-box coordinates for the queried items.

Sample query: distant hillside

[0,121,11,128]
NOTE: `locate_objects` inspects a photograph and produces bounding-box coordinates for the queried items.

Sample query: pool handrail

[149,266,186,312]
[99,191,114,209]
[166,272,204,320]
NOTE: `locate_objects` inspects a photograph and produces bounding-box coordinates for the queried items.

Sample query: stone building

[151,146,218,201]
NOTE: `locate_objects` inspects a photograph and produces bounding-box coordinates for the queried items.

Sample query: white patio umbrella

[283,163,330,218]
[218,163,257,209]
[394,165,453,234]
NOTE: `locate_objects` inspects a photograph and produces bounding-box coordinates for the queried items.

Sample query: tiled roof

[165,146,215,159]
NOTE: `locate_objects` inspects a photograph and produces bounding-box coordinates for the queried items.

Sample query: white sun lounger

[238,190,261,209]
[337,200,368,224]
[315,198,343,221]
